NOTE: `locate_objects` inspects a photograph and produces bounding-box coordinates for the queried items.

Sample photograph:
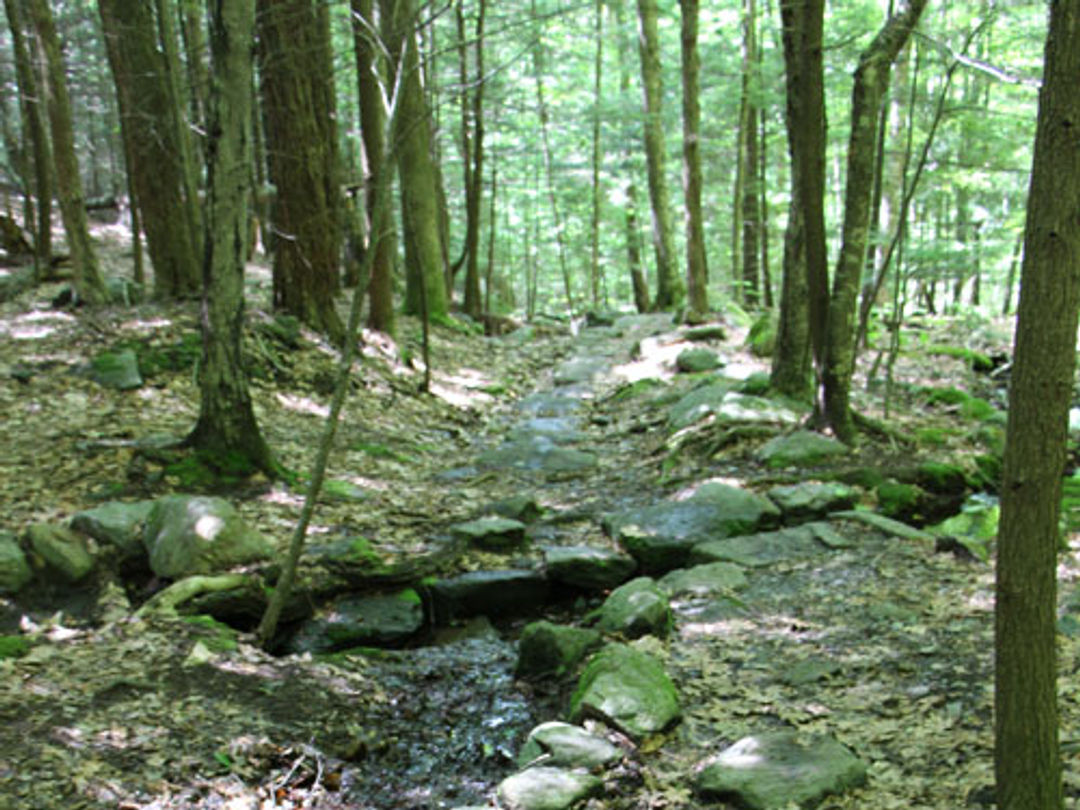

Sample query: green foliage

[921,386,999,422]
[0,635,30,659]
[915,427,953,446]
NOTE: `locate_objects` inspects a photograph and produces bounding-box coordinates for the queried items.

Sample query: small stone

[428,569,550,624]
[516,721,622,770]
[684,325,727,342]
[675,347,724,373]
[90,349,142,390]
[766,482,856,521]
[0,532,32,594]
[70,500,154,560]
[596,577,671,639]
[497,767,601,810]
[758,430,849,468]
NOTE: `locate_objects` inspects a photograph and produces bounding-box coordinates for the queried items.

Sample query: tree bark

[771,0,826,400]
[352,0,396,334]
[99,0,202,299]
[457,0,486,319]
[380,0,449,321]
[26,0,107,305]
[3,0,51,276]
[636,0,683,312]
[590,0,604,310]
[188,0,274,476]
[995,4,1080,808]
[822,0,927,444]
[258,0,345,343]
[680,0,708,316]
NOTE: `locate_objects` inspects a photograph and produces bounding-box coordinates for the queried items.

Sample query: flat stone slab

[758,430,849,468]
[676,347,724,373]
[477,437,598,475]
[570,642,680,740]
[695,731,867,809]
[658,561,748,596]
[543,545,637,590]
[690,526,824,568]
[606,483,780,573]
[497,767,601,810]
[517,721,621,770]
[70,500,154,560]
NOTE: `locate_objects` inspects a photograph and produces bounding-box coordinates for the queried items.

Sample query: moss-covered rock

[595,577,672,639]
[516,621,603,678]
[875,480,925,522]
[0,635,31,659]
[569,642,681,741]
[25,524,95,583]
[758,431,849,468]
[0,532,32,594]
[746,312,776,357]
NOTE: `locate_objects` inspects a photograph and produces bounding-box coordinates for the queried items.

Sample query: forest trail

[1,298,1078,808]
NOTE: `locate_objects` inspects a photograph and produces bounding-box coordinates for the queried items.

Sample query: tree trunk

[590,0,604,310]
[380,0,449,321]
[821,0,927,444]
[352,0,396,334]
[739,0,761,306]
[99,0,202,299]
[457,0,486,320]
[615,0,650,314]
[257,0,345,343]
[636,0,683,312]
[26,0,107,305]
[179,0,209,134]
[995,5,1080,808]
[680,0,708,316]
[530,0,575,317]
[188,0,274,476]
[771,0,827,401]
[3,0,52,277]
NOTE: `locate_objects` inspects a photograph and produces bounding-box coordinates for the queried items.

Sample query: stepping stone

[517,721,621,770]
[596,577,672,639]
[658,561,748,596]
[684,325,727,342]
[543,545,637,590]
[497,767,601,810]
[428,569,550,624]
[606,483,780,573]
[284,589,423,653]
[690,526,823,569]
[695,731,867,809]
[570,643,680,740]
[832,510,934,548]
[676,347,724,373]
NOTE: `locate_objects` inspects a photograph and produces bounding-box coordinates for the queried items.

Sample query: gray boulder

[70,500,154,561]
[450,516,527,550]
[605,482,780,573]
[143,495,275,579]
[497,767,601,810]
[543,545,637,590]
[0,532,31,594]
[766,482,856,522]
[285,588,423,653]
[25,524,94,583]
[516,621,603,678]
[516,721,622,770]
[596,577,671,639]
[659,561,747,596]
[758,430,849,468]
[695,731,867,809]
[569,643,680,740]
[690,525,824,569]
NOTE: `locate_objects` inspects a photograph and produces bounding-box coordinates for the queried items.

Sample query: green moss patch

[0,635,30,659]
